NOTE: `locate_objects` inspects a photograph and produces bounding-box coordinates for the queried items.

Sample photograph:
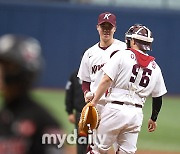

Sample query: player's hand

[84,91,94,103]
[68,114,76,124]
[148,119,157,132]
[90,101,96,107]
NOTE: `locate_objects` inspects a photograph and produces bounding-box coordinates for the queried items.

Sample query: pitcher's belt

[112,101,142,108]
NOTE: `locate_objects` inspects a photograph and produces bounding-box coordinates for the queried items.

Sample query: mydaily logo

[42,129,106,148]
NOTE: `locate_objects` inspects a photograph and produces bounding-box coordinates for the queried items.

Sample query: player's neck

[99,38,114,48]
[132,46,147,54]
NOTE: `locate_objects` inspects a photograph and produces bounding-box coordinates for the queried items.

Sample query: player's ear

[130,39,136,48]
[133,39,136,45]
[113,26,116,32]
[96,25,99,31]
[129,39,133,48]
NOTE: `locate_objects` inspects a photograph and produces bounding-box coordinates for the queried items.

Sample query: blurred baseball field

[1,88,179,152]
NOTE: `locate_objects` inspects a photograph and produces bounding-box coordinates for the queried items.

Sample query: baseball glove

[78,103,100,136]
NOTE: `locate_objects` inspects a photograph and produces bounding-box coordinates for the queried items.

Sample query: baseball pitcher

[77,12,126,114]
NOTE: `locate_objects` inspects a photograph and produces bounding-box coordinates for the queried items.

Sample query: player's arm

[91,74,112,106]
[65,76,74,115]
[148,96,162,132]
[82,81,92,103]
[65,73,77,123]
[151,96,162,121]
[82,81,90,94]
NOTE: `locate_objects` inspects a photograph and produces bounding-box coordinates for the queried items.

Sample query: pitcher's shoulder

[114,39,126,48]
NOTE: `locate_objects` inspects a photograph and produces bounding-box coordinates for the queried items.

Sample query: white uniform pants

[92,102,143,154]
[93,102,119,153]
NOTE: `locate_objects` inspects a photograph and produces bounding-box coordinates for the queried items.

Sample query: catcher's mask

[0,34,44,87]
[125,24,154,51]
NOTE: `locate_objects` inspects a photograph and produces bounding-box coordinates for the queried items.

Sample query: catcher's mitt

[78,103,100,136]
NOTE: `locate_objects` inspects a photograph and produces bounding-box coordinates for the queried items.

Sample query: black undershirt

[151,96,162,121]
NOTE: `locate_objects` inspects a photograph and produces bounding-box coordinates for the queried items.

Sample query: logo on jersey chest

[92,64,104,74]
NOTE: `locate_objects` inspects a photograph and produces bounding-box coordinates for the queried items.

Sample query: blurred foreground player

[0,34,64,154]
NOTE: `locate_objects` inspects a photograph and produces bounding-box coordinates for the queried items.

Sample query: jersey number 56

[130,64,152,88]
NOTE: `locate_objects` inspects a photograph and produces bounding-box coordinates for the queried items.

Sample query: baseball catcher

[78,102,100,137]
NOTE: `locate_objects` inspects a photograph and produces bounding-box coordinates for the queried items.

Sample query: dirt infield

[65,145,180,154]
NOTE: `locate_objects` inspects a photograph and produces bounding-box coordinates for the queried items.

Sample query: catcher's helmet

[125,24,154,51]
[0,34,43,86]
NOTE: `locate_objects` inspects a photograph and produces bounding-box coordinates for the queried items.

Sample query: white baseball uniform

[92,49,167,154]
[77,39,126,114]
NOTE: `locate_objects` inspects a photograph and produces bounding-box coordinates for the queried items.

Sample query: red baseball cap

[98,12,116,27]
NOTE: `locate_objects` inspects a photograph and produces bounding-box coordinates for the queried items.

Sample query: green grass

[0,89,180,152]
[31,89,75,133]
[138,96,180,152]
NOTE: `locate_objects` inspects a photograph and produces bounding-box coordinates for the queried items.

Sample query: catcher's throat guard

[78,103,100,136]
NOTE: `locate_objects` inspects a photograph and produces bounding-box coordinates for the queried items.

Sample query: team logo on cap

[104,13,111,20]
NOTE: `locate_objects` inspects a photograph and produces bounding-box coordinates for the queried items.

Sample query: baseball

[85,91,94,99]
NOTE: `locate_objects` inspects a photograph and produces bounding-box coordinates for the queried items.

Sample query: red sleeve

[82,81,90,93]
